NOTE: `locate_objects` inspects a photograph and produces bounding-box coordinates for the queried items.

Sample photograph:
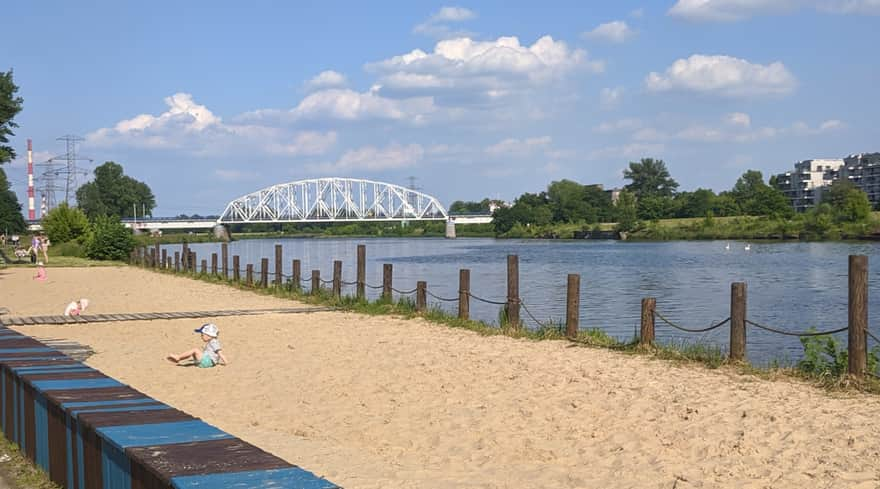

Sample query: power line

[37,135,92,214]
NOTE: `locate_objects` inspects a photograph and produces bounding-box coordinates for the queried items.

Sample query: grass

[129,260,880,395]
[0,434,60,489]
[0,245,125,268]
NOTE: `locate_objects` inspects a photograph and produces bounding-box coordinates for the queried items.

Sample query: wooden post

[849,255,868,377]
[507,255,520,328]
[190,251,197,273]
[166,256,171,269]
[640,298,656,346]
[275,244,283,286]
[333,260,342,298]
[292,259,301,291]
[154,242,160,268]
[260,258,269,288]
[181,242,189,270]
[356,244,366,300]
[566,274,580,339]
[416,281,427,312]
[233,255,240,282]
[161,249,167,270]
[174,251,180,272]
[246,264,253,286]
[311,270,320,295]
[382,264,393,301]
[201,259,207,275]
[221,243,228,279]
[211,253,218,275]
[730,282,747,362]
[149,249,156,268]
[459,269,470,320]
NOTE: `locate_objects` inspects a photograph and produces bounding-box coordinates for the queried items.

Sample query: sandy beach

[1,265,879,488]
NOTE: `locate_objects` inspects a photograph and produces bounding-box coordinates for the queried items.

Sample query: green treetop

[76,161,156,219]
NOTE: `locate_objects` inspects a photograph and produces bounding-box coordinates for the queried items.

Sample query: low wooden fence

[0,328,339,488]
[135,242,876,378]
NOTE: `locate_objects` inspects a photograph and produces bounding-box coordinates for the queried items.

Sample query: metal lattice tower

[218,178,448,224]
[40,135,92,210]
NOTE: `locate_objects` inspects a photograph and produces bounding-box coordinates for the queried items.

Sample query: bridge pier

[212,224,231,242]
[445,219,456,239]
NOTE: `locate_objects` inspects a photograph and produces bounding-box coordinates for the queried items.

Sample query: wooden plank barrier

[0,327,340,489]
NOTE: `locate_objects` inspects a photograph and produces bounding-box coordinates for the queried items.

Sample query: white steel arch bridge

[218,177,449,224]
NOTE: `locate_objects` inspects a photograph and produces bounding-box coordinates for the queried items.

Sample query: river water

[167,238,880,365]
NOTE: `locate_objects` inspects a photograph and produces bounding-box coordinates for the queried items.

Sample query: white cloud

[791,119,845,134]
[668,0,880,21]
[86,92,339,156]
[290,88,436,123]
[583,21,637,43]
[600,87,624,109]
[630,7,645,18]
[485,136,552,155]
[725,112,752,127]
[413,6,477,38]
[215,169,259,181]
[308,143,424,173]
[304,70,347,91]
[594,118,643,133]
[645,54,796,97]
[588,143,665,160]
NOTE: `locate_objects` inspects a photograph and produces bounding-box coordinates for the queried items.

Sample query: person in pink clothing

[33,261,47,281]
[64,298,89,316]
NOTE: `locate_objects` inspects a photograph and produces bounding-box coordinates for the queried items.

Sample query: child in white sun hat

[166,323,228,368]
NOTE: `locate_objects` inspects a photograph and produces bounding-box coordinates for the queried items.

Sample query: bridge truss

[218,178,448,224]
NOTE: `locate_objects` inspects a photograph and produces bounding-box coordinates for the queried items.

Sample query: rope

[390,287,418,295]
[866,329,880,345]
[520,301,556,329]
[341,280,359,286]
[365,283,385,290]
[467,292,508,306]
[745,319,847,337]
[319,278,334,285]
[426,290,459,302]
[654,310,730,333]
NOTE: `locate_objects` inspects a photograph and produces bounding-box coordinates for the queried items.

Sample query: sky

[3,0,879,216]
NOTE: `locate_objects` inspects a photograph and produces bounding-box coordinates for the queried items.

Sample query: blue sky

[3,0,879,216]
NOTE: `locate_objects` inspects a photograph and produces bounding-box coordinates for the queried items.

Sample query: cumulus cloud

[791,119,845,134]
[308,143,424,173]
[725,112,752,127]
[290,88,436,123]
[304,70,347,91]
[86,92,338,156]
[645,54,796,97]
[600,87,624,109]
[588,143,665,160]
[668,0,879,21]
[583,21,637,43]
[413,6,477,38]
[485,136,552,156]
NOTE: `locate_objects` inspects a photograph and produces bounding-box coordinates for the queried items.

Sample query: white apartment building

[774,159,844,212]
[840,153,880,207]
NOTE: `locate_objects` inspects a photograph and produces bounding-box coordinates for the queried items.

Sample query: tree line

[448,158,873,235]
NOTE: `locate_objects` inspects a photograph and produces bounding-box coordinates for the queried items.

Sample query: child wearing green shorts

[166,323,229,368]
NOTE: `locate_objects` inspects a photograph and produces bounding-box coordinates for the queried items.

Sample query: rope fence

[137,244,878,378]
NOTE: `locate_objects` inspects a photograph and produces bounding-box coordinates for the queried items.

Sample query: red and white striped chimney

[27,139,35,220]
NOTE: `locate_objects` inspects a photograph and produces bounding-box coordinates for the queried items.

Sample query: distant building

[604,187,622,205]
[774,159,843,212]
[839,153,880,207]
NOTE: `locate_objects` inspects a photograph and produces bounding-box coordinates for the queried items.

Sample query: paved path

[0,306,333,327]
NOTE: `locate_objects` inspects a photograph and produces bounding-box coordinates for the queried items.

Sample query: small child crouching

[166,323,228,368]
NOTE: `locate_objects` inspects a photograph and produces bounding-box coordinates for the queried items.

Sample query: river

[165,238,880,365]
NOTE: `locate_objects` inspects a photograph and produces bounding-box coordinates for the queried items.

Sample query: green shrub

[798,329,879,377]
[52,241,86,257]
[84,215,135,261]
[42,203,89,243]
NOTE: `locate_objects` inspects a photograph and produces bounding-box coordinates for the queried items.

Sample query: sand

[2,266,879,488]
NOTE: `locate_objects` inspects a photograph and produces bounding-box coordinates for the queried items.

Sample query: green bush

[84,215,135,261]
[798,329,879,377]
[42,203,90,243]
[52,241,86,257]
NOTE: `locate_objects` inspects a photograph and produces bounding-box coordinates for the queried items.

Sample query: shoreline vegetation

[128,254,880,396]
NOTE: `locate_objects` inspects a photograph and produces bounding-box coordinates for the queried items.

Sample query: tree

[42,203,90,243]
[0,70,25,232]
[76,162,156,219]
[0,70,24,165]
[730,170,792,217]
[623,158,679,199]
[0,168,25,233]
[547,179,592,222]
[614,190,638,232]
[449,200,490,213]
[675,188,716,218]
[824,180,871,222]
[84,215,135,261]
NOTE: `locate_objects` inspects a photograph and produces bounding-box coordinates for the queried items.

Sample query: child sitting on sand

[64,298,89,316]
[166,323,228,368]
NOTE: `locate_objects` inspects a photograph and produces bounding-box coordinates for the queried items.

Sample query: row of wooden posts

[133,243,873,378]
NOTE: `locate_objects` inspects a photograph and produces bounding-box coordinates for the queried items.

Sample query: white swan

[725,242,730,251]
[744,243,751,251]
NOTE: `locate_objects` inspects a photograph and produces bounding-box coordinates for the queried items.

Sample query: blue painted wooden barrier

[0,328,340,488]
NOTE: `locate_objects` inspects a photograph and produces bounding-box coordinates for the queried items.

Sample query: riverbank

[3,266,880,488]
